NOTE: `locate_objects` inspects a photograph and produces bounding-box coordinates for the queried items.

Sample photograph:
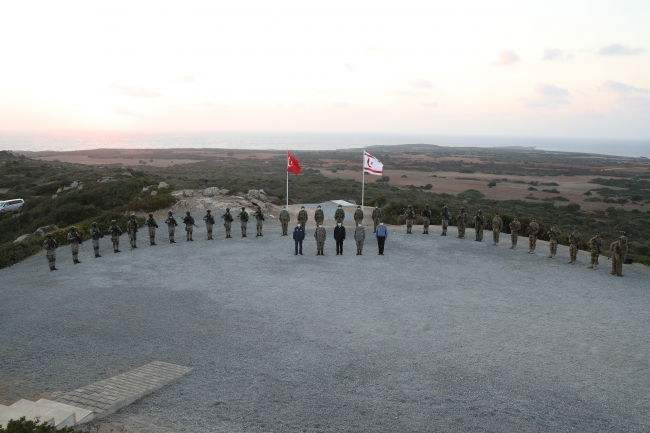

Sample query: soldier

[421,205,432,234]
[126,213,138,249]
[509,215,521,249]
[43,233,59,271]
[610,238,622,276]
[354,222,366,255]
[457,207,468,238]
[404,205,415,234]
[145,213,158,245]
[298,206,309,230]
[371,204,382,233]
[334,204,345,224]
[238,207,249,237]
[492,212,503,245]
[314,223,327,255]
[547,222,562,259]
[183,211,196,241]
[614,232,628,276]
[67,226,82,264]
[568,226,581,264]
[203,210,215,240]
[221,208,234,238]
[279,208,291,236]
[354,205,364,226]
[528,217,540,254]
[165,210,179,243]
[587,231,603,269]
[440,206,451,236]
[473,209,486,242]
[314,205,324,227]
[90,222,104,257]
[253,206,265,237]
[107,219,123,252]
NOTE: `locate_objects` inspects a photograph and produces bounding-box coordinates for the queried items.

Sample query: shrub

[0,237,44,269]
[0,416,82,433]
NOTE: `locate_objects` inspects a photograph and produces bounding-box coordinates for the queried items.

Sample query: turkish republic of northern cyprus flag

[287,151,300,175]
[363,151,383,175]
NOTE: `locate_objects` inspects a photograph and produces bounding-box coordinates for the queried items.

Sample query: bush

[0,416,82,433]
[0,237,44,269]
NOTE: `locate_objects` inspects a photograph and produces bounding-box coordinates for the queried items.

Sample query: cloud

[598,43,645,56]
[120,86,162,98]
[535,83,570,97]
[601,80,649,94]
[333,102,350,108]
[181,75,195,83]
[392,90,413,96]
[345,62,357,72]
[615,95,650,111]
[526,83,571,108]
[492,50,520,66]
[422,102,439,108]
[412,79,433,88]
[114,107,135,116]
[542,48,562,61]
[525,99,570,108]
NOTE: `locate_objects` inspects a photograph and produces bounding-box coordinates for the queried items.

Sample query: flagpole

[286,150,289,211]
[361,150,365,211]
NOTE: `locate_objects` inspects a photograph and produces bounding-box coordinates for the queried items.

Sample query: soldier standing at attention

[238,207,249,237]
[183,211,196,241]
[334,205,345,224]
[440,206,450,236]
[421,205,432,234]
[279,208,290,236]
[354,205,364,226]
[146,213,158,245]
[126,213,139,249]
[108,219,123,252]
[547,222,562,258]
[527,217,540,254]
[253,206,265,237]
[611,232,628,276]
[314,205,324,227]
[372,204,382,233]
[203,210,215,240]
[221,208,233,238]
[44,233,59,271]
[67,226,82,264]
[610,238,622,276]
[298,206,309,230]
[165,211,178,243]
[314,223,327,255]
[509,215,521,249]
[90,222,104,257]
[473,209,486,242]
[568,226,582,264]
[492,212,503,245]
[457,207,468,238]
[354,222,366,255]
[404,205,415,234]
[587,231,603,269]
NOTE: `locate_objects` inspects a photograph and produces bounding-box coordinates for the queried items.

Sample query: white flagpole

[286,150,289,211]
[362,150,365,211]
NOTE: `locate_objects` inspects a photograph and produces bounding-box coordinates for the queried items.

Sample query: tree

[488,181,497,188]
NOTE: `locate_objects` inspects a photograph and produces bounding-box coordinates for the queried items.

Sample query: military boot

[587,264,593,269]
[593,264,598,270]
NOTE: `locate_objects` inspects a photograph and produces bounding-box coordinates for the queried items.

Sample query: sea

[1,132,649,158]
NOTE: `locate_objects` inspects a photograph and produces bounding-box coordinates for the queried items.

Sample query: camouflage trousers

[356,239,364,252]
[168,225,176,241]
[569,244,579,263]
[373,218,380,232]
[128,231,137,248]
[46,250,56,268]
[185,224,193,234]
[298,220,307,231]
[281,222,289,235]
[422,217,430,233]
[223,221,231,236]
[611,254,622,276]
[316,240,325,252]
[70,242,79,261]
[493,229,500,244]
[240,220,247,236]
[406,219,413,233]
[256,220,263,231]
[92,239,100,255]
[148,226,156,242]
[475,226,483,241]
[529,235,537,252]
[549,239,558,257]
[511,232,518,248]
[441,219,448,235]
[205,223,213,239]
[457,224,466,238]
[590,251,600,267]
[111,235,120,251]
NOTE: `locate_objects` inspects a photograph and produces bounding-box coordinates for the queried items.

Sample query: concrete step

[0,404,54,429]
[36,399,94,425]
[10,399,76,428]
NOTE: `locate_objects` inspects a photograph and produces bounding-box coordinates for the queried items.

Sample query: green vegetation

[0,417,82,433]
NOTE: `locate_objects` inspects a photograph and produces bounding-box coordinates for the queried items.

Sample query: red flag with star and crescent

[287,151,300,175]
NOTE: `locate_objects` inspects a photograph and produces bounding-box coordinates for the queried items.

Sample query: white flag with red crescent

[363,151,383,175]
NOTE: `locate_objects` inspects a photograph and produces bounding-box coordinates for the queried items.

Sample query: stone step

[0,404,54,429]
[9,399,76,429]
[36,399,94,425]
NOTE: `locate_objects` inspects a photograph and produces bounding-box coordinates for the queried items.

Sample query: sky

[0,0,649,139]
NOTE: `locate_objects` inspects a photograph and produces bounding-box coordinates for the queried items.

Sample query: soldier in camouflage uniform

[203,210,215,240]
[126,213,139,249]
[568,226,581,264]
[253,206,265,236]
[67,226,82,264]
[456,207,468,239]
[404,205,415,234]
[44,233,59,271]
[372,204,381,233]
[90,222,104,257]
[279,208,290,236]
[334,205,345,224]
[238,207,249,237]
[314,223,327,255]
[587,231,603,269]
[610,239,622,276]
[509,215,521,249]
[354,222,366,255]
[421,205,432,234]
[527,217,540,254]
[440,206,450,236]
[314,205,324,227]
[547,222,562,259]
[183,211,196,241]
[145,213,158,245]
[473,209,486,241]
[107,219,123,252]
[492,212,503,245]
[354,206,364,226]
[165,210,178,243]
[221,208,234,238]
[298,206,308,230]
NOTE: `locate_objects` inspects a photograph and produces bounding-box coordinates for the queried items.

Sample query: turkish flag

[287,151,300,175]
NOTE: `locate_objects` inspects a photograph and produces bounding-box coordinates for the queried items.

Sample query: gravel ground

[1,210,649,432]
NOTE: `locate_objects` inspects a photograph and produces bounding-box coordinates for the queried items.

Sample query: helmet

[257,206,261,210]
[130,213,135,217]
[478,209,483,213]
[460,207,465,211]
[226,207,230,211]
[425,204,429,208]
[70,226,75,230]
[443,206,447,209]
[408,205,412,208]
[111,220,116,224]
[92,222,97,226]
[207,209,211,213]
[168,210,173,214]
[375,203,378,207]
[149,213,153,216]
[317,205,321,208]
[241,207,245,210]
[186,211,190,214]
[46,233,52,237]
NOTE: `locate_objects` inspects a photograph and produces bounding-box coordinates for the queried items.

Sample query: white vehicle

[0,199,24,212]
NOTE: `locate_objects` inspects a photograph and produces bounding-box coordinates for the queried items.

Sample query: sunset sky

[1,0,649,139]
